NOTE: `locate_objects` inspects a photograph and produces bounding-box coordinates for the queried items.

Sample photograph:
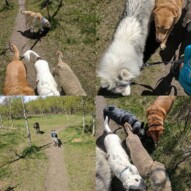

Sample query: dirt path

[10,0,37,90]
[44,127,68,191]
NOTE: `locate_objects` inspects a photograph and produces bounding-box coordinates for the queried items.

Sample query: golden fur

[3,43,35,95]
[153,0,184,49]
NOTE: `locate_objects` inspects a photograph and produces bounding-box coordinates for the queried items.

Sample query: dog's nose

[155,37,162,43]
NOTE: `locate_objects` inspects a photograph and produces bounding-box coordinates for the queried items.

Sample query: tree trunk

[0,115,3,128]
[21,96,32,147]
[92,113,95,136]
[82,115,85,133]
[9,97,14,128]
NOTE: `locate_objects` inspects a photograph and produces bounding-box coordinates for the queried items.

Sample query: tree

[21,96,31,147]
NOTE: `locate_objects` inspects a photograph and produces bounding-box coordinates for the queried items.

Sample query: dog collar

[119,166,129,179]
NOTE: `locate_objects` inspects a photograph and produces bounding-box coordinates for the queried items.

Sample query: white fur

[97,0,154,96]
[103,116,146,191]
[23,50,60,96]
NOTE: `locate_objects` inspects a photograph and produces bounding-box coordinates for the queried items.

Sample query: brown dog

[53,51,86,96]
[3,43,35,95]
[153,0,184,49]
[20,9,51,31]
[146,96,176,143]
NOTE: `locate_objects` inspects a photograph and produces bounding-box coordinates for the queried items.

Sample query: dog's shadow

[131,70,177,95]
[58,138,62,147]
[37,130,45,134]
[17,28,50,40]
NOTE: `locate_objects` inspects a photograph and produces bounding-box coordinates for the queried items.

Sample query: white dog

[23,50,60,96]
[103,116,146,190]
[97,0,155,96]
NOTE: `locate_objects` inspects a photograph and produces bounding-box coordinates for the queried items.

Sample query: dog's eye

[135,179,139,182]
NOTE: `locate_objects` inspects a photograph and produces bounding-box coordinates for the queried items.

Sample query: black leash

[141,60,183,70]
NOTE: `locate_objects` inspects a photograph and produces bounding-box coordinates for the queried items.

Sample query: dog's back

[4,44,35,95]
[96,147,111,191]
[125,0,155,33]
[54,51,86,96]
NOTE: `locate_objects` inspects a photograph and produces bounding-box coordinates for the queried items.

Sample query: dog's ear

[100,79,109,88]
[118,69,134,81]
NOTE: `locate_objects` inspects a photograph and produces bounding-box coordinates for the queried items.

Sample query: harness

[119,166,129,179]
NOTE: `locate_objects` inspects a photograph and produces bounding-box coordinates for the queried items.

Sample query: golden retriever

[20,9,51,31]
[3,43,35,95]
[146,96,176,143]
[153,0,184,49]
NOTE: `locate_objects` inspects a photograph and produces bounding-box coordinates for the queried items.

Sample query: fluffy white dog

[103,116,146,190]
[97,0,155,96]
[23,50,60,96]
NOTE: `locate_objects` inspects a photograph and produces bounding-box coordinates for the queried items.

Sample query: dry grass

[25,0,96,96]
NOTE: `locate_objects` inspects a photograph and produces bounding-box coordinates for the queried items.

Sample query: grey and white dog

[97,0,155,96]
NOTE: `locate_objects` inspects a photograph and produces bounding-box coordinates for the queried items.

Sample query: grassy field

[25,0,96,96]
[0,114,95,191]
[105,96,191,191]
[0,0,18,94]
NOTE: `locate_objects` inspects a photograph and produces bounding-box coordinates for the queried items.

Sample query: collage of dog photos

[0,0,191,191]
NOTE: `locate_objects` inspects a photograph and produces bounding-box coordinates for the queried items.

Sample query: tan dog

[53,51,86,96]
[4,43,35,95]
[146,96,176,143]
[153,0,184,49]
[20,9,51,31]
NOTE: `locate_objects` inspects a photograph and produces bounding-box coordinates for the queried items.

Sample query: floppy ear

[118,69,134,81]
[100,79,109,88]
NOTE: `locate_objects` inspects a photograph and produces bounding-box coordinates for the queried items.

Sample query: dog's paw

[160,43,166,50]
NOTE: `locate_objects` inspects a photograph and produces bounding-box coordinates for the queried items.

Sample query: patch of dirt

[10,0,36,90]
[71,138,82,143]
[96,0,189,96]
[44,127,68,191]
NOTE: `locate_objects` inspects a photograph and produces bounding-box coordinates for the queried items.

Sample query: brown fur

[53,51,86,96]
[125,123,172,191]
[3,43,35,95]
[153,0,184,49]
[146,96,176,143]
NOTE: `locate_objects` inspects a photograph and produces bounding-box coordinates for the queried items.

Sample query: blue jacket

[179,45,191,95]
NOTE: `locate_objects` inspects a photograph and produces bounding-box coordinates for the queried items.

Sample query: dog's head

[153,5,179,43]
[123,174,146,190]
[42,17,51,28]
[132,121,145,137]
[100,68,135,96]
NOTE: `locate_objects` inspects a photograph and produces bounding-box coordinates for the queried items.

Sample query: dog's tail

[9,42,20,61]
[20,8,25,14]
[55,51,63,63]
[23,50,41,63]
[104,116,112,133]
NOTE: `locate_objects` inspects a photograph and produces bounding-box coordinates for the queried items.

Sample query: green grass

[0,114,95,191]
[60,121,95,191]
[25,0,96,96]
[0,0,18,94]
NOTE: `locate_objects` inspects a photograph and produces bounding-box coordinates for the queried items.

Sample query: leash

[141,60,183,70]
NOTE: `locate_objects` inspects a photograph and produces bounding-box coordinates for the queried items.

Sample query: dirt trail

[44,127,68,191]
[10,0,36,90]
